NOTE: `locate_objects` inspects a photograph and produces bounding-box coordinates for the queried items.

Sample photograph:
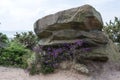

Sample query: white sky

[0,0,120,32]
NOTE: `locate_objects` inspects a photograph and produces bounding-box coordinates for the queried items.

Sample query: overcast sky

[0,0,120,37]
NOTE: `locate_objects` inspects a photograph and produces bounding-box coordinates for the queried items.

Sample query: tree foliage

[103,17,120,43]
[0,32,34,69]
[13,31,38,50]
[0,33,8,48]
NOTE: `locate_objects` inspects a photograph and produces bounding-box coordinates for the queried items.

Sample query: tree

[0,33,8,48]
[13,31,38,50]
[103,17,120,43]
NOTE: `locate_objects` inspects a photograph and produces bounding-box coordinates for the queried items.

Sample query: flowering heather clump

[32,40,92,74]
[75,40,83,46]
[81,48,91,52]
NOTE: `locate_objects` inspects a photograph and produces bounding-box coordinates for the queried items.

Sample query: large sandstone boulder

[34,5,103,41]
[32,4,120,75]
[34,5,105,45]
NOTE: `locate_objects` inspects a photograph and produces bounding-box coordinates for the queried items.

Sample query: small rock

[59,61,73,70]
[73,64,89,74]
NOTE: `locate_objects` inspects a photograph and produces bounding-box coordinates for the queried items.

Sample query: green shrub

[29,64,41,75]
[27,52,40,75]
[0,41,32,68]
[28,51,54,75]
[40,64,54,74]
[29,63,54,75]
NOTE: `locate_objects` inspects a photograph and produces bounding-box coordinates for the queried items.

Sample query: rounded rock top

[34,4,104,45]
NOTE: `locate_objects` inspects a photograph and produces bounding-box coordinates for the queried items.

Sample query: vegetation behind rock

[103,17,120,44]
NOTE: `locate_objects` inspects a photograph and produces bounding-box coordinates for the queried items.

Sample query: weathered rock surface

[33,4,120,75]
[34,4,103,39]
[34,5,107,46]
[33,4,116,62]
[37,30,108,45]
[73,63,89,74]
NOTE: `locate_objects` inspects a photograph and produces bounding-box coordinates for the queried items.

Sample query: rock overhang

[34,4,103,41]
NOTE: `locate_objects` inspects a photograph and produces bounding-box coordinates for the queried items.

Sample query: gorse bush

[0,41,32,68]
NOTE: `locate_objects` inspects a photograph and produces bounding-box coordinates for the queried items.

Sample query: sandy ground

[0,62,120,80]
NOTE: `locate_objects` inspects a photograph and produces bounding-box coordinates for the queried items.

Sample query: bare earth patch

[0,62,120,80]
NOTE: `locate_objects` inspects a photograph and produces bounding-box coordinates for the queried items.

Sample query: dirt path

[0,63,120,80]
[0,66,91,80]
